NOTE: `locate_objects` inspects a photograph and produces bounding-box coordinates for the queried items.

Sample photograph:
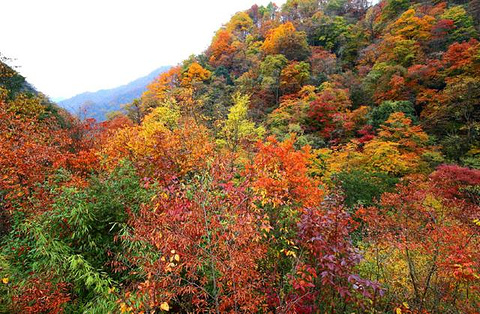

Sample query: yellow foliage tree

[181,62,211,87]
[102,113,213,183]
[321,112,431,177]
[217,93,265,151]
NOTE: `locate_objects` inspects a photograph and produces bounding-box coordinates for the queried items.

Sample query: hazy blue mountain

[58,66,170,121]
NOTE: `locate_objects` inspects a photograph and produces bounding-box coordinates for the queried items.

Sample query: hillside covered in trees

[1,0,480,312]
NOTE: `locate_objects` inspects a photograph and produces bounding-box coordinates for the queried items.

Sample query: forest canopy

[1,0,480,312]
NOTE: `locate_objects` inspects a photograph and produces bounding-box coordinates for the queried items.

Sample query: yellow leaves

[473,218,480,227]
[5,93,46,117]
[2,277,8,284]
[120,302,133,313]
[346,111,431,175]
[423,194,445,216]
[321,112,430,176]
[162,250,180,272]
[160,302,170,311]
[226,11,253,34]
[379,112,429,148]
[181,62,211,87]
[281,238,299,258]
[142,99,181,131]
[169,251,180,263]
[319,143,362,179]
[285,239,295,246]
[395,303,409,314]
[108,286,115,294]
[362,140,410,175]
[281,249,297,258]
[102,117,214,182]
[390,8,435,41]
[218,93,265,150]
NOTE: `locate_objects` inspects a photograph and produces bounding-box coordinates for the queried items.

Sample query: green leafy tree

[368,100,416,129]
[441,6,477,43]
[260,54,288,105]
[217,93,265,150]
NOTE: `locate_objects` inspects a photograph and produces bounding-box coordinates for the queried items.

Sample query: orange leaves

[127,160,268,312]
[378,112,428,152]
[377,74,409,102]
[388,9,435,42]
[279,61,310,95]
[102,117,213,183]
[226,11,253,36]
[322,112,431,176]
[142,66,181,108]
[180,62,211,87]
[208,29,236,67]
[263,22,296,53]
[363,113,429,175]
[246,136,323,208]
[142,63,211,119]
[376,8,435,67]
[442,39,480,74]
[358,166,480,311]
[0,99,72,214]
[262,22,310,60]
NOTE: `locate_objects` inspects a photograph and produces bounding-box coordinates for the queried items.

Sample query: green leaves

[368,100,416,129]
[217,93,265,149]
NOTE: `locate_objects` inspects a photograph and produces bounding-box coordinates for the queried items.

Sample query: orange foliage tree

[122,160,268,313]
[262,22,310,60]
[358,165,480,313]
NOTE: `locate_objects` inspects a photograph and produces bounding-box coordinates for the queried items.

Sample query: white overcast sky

[1,0,285,100]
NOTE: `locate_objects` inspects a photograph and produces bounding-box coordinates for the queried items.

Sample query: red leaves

[246,136,323,208]
[0,100,72,215]
[442,39,479,73]
[306,83,351,141]
[126,160,267,312]
[307,98,339,138]
[358,165,480,311]
[207,29,236,68]
[287,202,381,312]
[12,276,70,314]
[430,164,480,199]
[431,19,454,39]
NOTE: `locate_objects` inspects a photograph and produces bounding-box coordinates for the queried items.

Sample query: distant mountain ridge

[58,66,170,121]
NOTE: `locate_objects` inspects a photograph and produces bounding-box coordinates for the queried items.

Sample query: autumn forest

[1,0,480,312]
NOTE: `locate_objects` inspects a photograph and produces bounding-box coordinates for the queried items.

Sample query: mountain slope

[58,66,170,121]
